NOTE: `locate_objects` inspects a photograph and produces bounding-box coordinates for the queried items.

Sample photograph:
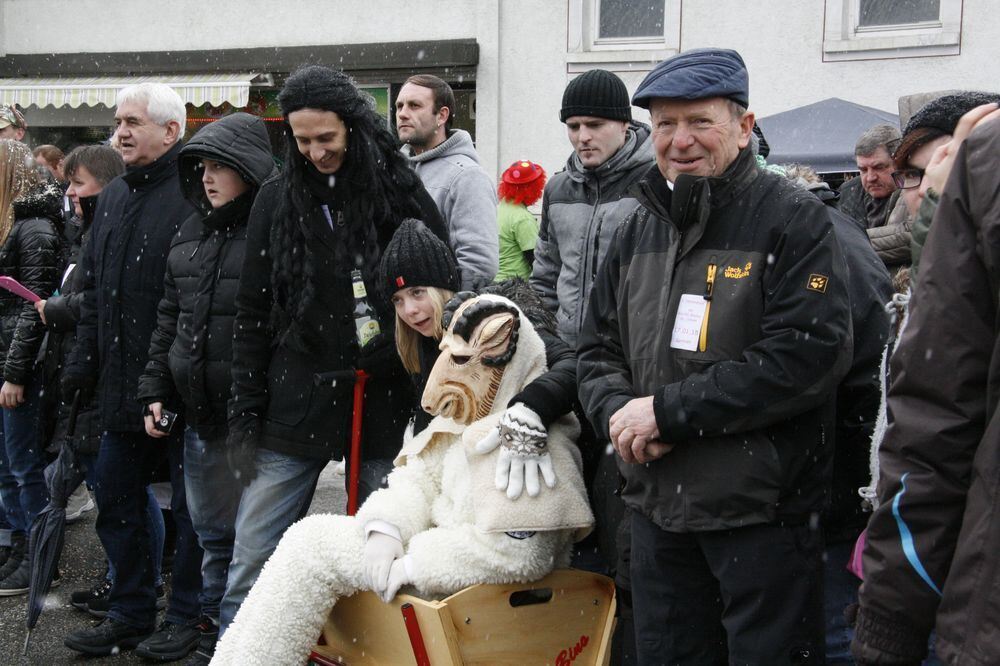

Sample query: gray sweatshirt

[403,129,498,290]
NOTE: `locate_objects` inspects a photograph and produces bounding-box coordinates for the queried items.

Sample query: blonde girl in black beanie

[381,220,582,501]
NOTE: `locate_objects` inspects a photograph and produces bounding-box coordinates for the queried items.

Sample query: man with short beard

[396,75,497,289]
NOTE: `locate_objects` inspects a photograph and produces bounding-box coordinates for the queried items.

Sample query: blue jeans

[76,452,165,586]
[184,427,242,621]
[0,373,48,535]
[824,540,860,664]
[94,431,202,629]
[219,448,324,633]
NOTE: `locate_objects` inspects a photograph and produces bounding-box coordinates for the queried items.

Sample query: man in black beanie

[530,67,653,664]
[531,68,653,349]
[577,48,853,664]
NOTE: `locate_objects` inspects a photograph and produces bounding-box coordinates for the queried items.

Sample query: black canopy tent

[757,97,899,174]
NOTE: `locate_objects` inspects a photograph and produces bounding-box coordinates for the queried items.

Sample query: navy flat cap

[632,48,749,109]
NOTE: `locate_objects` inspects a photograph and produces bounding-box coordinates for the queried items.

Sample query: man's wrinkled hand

[475,403,556,499]
[609,396,673,464]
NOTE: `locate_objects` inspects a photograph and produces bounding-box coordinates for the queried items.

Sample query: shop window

[567,0,680,71]
[824,0,962,61]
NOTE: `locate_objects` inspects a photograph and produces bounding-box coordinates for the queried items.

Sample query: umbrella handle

[66,389,82,439]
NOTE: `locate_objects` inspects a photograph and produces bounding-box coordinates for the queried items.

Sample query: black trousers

[630,511,825,665]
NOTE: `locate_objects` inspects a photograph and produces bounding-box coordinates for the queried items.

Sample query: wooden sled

[308,568,616,665]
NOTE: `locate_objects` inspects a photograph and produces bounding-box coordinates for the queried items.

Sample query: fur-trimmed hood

[13,179,63,224]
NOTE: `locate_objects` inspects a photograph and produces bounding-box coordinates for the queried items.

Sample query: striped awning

[0,73,256,109]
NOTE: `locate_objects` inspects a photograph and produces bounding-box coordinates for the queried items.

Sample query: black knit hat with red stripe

[380,219,460,297]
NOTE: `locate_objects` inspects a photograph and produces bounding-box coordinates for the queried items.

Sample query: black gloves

[226,414,261,487]
[61,371,97,406]
[356,332,400,377]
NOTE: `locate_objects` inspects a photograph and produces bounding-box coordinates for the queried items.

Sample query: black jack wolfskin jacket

[577,148,853,532]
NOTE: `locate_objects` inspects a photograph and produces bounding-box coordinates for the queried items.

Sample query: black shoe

[134,617,203,661]
[84,582,165,618]
[0,533,26,579]
[64,618,154,656]
[182,618,218,666]
[0,543,10,569]
[0,556,29,596]
[71,579,112,612]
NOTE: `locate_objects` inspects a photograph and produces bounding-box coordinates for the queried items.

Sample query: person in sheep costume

[212,294,594,665]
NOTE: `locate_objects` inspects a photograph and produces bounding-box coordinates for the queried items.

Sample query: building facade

[0,0,995,181]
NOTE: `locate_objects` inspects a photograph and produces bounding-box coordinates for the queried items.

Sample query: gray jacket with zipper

[530,121,653,348]
[577,149,853,532]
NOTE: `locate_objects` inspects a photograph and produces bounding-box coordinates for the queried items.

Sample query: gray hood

[402,129,481,165]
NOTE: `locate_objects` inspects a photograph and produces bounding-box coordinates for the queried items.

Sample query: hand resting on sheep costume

[212,294,594,666]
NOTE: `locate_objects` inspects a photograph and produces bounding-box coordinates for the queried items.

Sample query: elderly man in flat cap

[577,48,853,663]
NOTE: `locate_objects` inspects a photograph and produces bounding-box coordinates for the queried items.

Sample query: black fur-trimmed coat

[0,180,64,385]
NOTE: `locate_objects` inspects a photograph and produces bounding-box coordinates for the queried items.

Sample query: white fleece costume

[213,297,593,666]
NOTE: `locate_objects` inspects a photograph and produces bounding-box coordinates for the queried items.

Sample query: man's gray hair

[855,124,901,158]
[116,83,186,140]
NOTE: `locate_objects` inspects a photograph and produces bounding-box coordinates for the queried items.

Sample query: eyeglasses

[891,168,925,190]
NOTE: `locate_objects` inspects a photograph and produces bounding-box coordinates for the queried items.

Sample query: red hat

[502,160,543,185]
[499,160,546,206]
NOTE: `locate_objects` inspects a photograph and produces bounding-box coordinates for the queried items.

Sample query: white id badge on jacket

[670,294,707,351]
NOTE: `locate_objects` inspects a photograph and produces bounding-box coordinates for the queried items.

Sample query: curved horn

[451,299,520,367]
[442,291,477,330]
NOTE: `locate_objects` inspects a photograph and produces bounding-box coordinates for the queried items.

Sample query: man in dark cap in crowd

[576,48,853,663]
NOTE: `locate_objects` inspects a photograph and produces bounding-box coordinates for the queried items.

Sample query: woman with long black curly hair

[219,65,448,633]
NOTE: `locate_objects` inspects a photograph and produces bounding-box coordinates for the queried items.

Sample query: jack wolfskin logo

[724,262,752,279]
[807,274,829,293]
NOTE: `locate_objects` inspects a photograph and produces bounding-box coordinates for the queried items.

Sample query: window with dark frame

[597,0,665,40]
[858,0,941,28]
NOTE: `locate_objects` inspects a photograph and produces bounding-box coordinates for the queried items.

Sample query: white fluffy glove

[380,557,412,603]
[475,402,556,499]
[363,531,404,593]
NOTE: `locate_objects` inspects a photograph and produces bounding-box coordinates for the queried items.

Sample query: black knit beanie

[903,91,1000,137]
[380,219,460,296]
[560,69,631,123]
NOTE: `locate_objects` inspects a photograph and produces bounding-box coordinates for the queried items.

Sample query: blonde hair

[394,286,454,374]
[0,139,41,246]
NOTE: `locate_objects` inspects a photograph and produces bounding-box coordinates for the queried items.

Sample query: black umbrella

[23,390,84,655]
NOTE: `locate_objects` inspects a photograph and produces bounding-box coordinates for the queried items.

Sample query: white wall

[1,0,478,52]
[2,0,997,183]
[680,0,1000,118]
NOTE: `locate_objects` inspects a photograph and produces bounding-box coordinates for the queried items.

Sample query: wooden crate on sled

[308,568,616,665]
